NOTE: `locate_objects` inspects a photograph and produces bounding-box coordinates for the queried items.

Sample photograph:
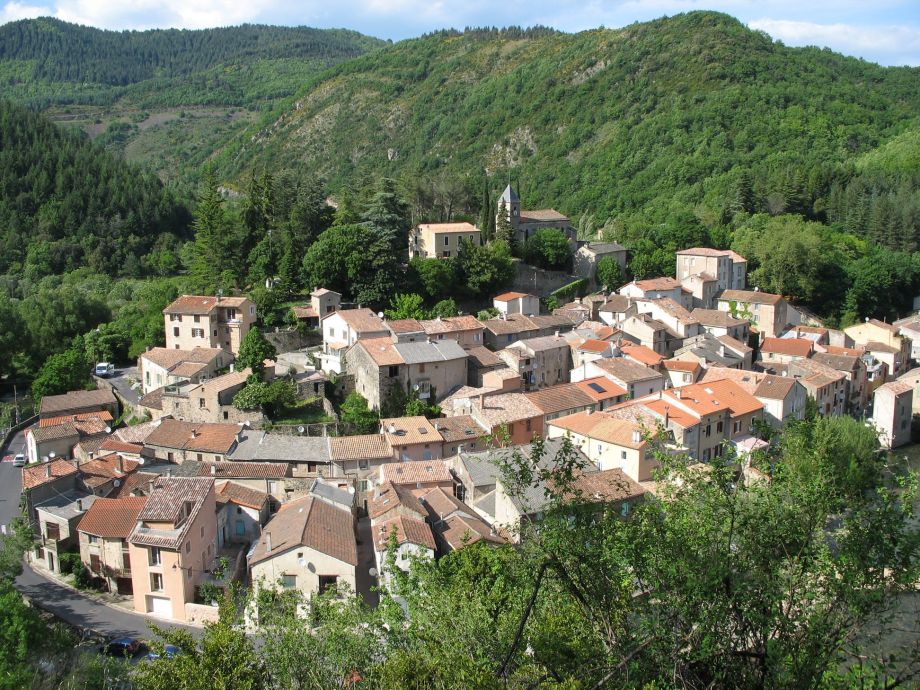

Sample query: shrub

[59,552,82,575]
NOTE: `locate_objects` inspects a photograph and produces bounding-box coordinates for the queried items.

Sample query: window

[620,502,630,517]
[88,534,98,544]
[197,453,203,462]
[235,520,246,536]
[150,573,164,591]
[173,327,180,337]
[525,419,532,432]
[705,424,711,438]
[716,421,723,433]
[186,542,191,553]
[45,523,60,540]
[194,315,200,323]
[443,236,449,246]
[268,481,278,495]
[281,574,297,589]
[223,411,229,420]
[418,363,425,373]
[167,452,174,463]
[199,398,206,408]
[358,459,369,470]
[170,314,181,322]
[621,450,627,460]
[733,421,742,434]
[388,366,399,378]
[318,575,338,594]
[192,328,205,338]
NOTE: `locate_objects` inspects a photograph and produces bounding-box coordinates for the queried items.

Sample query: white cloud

[1,1,49,23]
[749,18,920,66]
[50,0,280,29]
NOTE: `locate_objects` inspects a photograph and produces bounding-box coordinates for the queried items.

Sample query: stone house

[497,335,572,391]
[619,277,690,309]
[163,295,256,355]
[160,369,264,425]
[871,380,913,449]
[346,337,468,411]
[141,419,242,464]
[574,242,628,286]
[482,312,574,349]
[680,272,720,310]
[493,292,540,317]
[675,248,747,291]
[717,290,789,341]
[215,481,269,549]
[692,309,750,342]
[139,347,230,395]
[320,308,390,374]
[38,388,118,421]
[844,319,911,379]
[77,496,147,594]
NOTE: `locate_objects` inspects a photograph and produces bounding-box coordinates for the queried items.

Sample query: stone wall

[265,328,322,354]
[511,260,579,297]
[185,602,220,625]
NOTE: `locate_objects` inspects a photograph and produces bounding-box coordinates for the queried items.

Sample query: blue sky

[2,0,918,66]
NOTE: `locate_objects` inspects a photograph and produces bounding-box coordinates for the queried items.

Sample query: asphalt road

[1,426,194,641]
[102,366,141,406]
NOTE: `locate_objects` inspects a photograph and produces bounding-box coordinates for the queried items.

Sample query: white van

[95,362,115,377]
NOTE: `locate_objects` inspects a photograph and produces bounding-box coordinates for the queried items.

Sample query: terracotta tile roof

[621,345,664,367]
[520,208,569,222]
[465,346,502,368]
[250,495,357,566]
[112,471,159,498]
[420,315,483,334]
[574,339,609,354]
[386,319,424,334]
[333,308,388,333]
[550,412,647,449]
[113,419,163,444]
[78,454,139,488]
[216,481,268,510]
[811,353,859,372]
[374,515,436,551]
[473,392,543,426]
[668,380,763,419]
[571,468,647,503]
[311,288,337,298]
[39,411,113,428]
[876,380,913,396]
[140,347,226,371]
[699,367,765,393]
[39,389,117,416]
[825,345,864,356]
[143,419,240,453]
[30,422,79,444]
[381,416,442,446]
[598,295,634,313]
[645,297,697,324]
[789,359,847,387]
[752,376,797,400]
[719,290,783,306]
[22,459,78,490]
[369,481,427,520]
[493,292,532,302]
[761,338,812,357]
[198,461,288,479]
[355,337,404,367]
[662,359,702,373]
[573,377,627,401]
[163,295,249,315]
[717,334,753,354]
[130,476,214,550]
[192,369,249,395]
[692,309,747,328]
[865,341,900,354]
[433,416,487,443]
[328,435,393,462]
[99,437,144,454]
[292,305,318,320]
[77,497,148,539]
[138,387,164,410]
[170,361,209,378]
[417,221,479,233]
[380,460,452,486]
[632,277,681,292]
[525,384,594,416]
[638,398,697,428]
[591,358,662,384]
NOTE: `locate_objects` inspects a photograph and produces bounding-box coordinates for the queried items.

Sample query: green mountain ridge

[215,12,918,227]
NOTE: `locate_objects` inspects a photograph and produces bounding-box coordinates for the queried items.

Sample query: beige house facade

[164,295,256,355]
[410,222,481,259]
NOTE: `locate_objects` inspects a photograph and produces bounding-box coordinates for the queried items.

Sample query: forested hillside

[0,100,190,278]
[0,18,386,107]
[219,12,919,248]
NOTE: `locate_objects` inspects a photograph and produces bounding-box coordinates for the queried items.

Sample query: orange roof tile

[374,515,436,551]
[77,497,148,539]
[761,338,812,357]
[621,345,665,367]
[39,411,113,428]
[380,460,452,486]
[22,459,78,490]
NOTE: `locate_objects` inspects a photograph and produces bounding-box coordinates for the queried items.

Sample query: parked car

[144,644,181,662]
[94,362,115,377]
[101,637,145,657]
[13,453,25,467]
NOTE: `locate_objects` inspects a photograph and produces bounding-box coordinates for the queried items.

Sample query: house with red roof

[77,496,148,595]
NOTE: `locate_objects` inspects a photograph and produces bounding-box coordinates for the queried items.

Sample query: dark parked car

[102,637,145,657]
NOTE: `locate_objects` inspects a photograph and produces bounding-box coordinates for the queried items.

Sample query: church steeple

[498,184,520,228]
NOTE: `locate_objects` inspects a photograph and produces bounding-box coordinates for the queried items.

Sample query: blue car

[145,644,181,661]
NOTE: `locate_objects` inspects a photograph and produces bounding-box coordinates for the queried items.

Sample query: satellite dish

[368,567,378,578]
[377,312,384,318]
[49,451,56,459]
[105,426,112,434]
[348,486,355,495]
[297,426,305,434]
[113,479,121,487]
[413,384,419,391]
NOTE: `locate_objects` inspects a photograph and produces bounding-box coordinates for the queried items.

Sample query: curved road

[2,427,194,640]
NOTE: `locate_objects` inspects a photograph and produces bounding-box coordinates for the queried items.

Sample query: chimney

[45,464,51,478]
[166,469,172,478]
[554,330,560,338]
[674,389,682,399]
[210,465,216,476]
[116,455,124,474]
[191,429,199,438]
[76,498,83,512]
[632,430,641,444]
[265,532,272,552]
